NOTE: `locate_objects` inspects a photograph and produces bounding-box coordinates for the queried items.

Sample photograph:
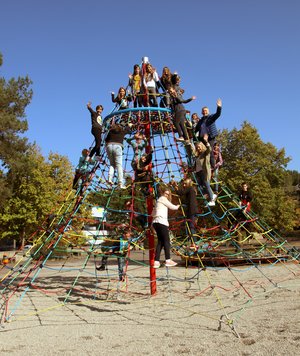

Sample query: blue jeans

[195,171,214,201]
[101,255,125,281]
[106,143,123,185]
[213,167,219,193]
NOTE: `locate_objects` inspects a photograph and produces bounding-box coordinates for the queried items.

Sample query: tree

[0,53,33,207]
[0,144,74,245]
[218,121,296,231]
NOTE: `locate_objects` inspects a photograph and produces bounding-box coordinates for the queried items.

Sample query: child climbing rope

[96,227,132,282]
[172,178,199,241]
[192,136,217,207]
[72,148,95,191]
[152,186,180,268]
[126,133,148,168]
[132,147,154,196]
[105,122,133,189]
[86,102,103,160]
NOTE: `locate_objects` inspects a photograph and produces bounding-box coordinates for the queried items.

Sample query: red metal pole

[144,111,157,295]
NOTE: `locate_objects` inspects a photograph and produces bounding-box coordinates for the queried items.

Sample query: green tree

[218,121,295,231]
[0,144,73,245]
[0,53,33,206]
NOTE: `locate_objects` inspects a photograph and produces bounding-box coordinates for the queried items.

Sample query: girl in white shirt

[143,63,159,107]
[152,187,180,268]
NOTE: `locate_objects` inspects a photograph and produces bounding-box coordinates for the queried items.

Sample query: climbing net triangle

[1,104,300,337]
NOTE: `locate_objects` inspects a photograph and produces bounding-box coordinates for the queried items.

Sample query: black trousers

[174,112,189,140]
[153,222,171,261]
[90,126,102,157]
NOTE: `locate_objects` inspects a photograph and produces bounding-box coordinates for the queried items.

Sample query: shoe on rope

[175,137,185,142]
[96,264,106,271]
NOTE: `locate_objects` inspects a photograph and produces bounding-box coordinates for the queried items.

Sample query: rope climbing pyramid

[1,60,300,337]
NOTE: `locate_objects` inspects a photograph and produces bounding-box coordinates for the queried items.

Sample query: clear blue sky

[1,0,299,171]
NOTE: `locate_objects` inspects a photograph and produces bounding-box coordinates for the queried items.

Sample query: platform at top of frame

[103,107,174,134]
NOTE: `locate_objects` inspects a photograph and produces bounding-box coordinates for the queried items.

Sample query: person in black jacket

[195,99,222,168]
[87,102,103,160]
[172,178,198,240]
[169,87,196,144]
[132,148,154,196]
[239,182,252,213]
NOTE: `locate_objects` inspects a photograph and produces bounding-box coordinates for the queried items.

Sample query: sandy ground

[1,255,300,356]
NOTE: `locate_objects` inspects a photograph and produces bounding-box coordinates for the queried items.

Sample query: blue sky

[1,0,299,171]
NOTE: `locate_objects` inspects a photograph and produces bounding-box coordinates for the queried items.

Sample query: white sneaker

[119,184,127,189]
[207,201,215,207]
[176,137,184,142]
[153,261,160,269]
[212,194,217,201]
[165,259,177,267]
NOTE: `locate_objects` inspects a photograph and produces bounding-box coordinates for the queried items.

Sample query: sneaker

[207,201,215,207]
[119,184,127,190]
[175,137,184,142]
[212,193,218,201]
[96,264,106,271]
[119,274,126,282]
[153,261,160,269]
[165,259,177,267]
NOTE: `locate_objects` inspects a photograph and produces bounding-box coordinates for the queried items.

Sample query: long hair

[194,142,207,157]
[117,87,126,99]
[158,185,172,201]
[161,67,172,81]
[183,178,197,195]
[133,64,140,74]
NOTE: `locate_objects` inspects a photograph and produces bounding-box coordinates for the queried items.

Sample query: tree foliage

[0,53,33,207]
[0,53,73,244]
[218,121,296,231]
[0,144,73,243]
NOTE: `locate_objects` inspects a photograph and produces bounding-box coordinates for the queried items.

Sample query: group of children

[72,58,228,272]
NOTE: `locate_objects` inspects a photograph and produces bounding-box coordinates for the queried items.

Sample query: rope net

[0,107,299,337]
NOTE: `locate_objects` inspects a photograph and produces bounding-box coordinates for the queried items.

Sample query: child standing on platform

[128,64,143,107]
